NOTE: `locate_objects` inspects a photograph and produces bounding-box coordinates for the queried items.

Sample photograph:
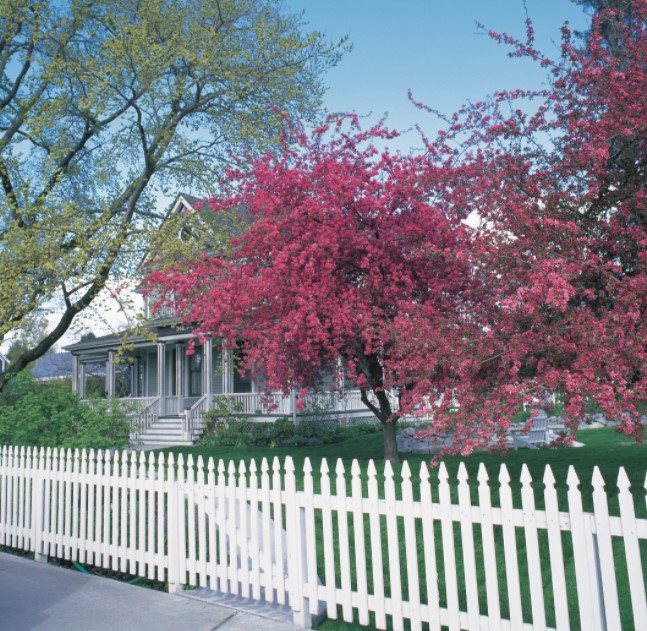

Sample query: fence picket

[196,456,208,588]
[302,458,319,617]
[238,460,250,599]
[499,464,523,629]
[438,463,460,631]
[123,451,132,573]
[186,454,197,587]
[617,467,647,627]
[384,460,404,631]
[591,466,621,630]
[457,463,480,630]
[476,464,501,629]
[227,460,239,595]
[156,452,166,582]
[146,452,156,579]
[520,464,546,630]
[419,463,441,631]
[335,459,353,622]
[206,458,217,589]
[259,458,274,602]
[248,459,261,601]
[367,460,387,629]
[567,466,603,631]
[271,457,286,605]
[351,460,370,626]
[319,458,338,619]
[216,459,228,594]
[542,466,570,631]
[401,461,422,631]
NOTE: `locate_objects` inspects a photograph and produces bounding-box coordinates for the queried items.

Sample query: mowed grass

[161,427,647,630]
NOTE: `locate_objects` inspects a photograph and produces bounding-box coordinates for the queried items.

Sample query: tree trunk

[381,419,399,464]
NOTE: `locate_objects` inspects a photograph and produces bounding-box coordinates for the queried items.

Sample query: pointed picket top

[67,447,73,460]
[148,451,155,467]
[238,459,247,475]
[457,462,469,483]
[88,448,94,462]
[112,449,119,466]
[543,465,556,487]
[401,460,411,481]
[616,466,631,492]
[384,459,394,480]
[138,450,146,466]
[419,461,430,481]
[197,455,204,471]
[320,457,329,475]
[249,458,257,474]
[128,450,136,467]
[284,456,294,473]
[477,463,489,484]
[437,461,448,483]
[520,464,532,486]
[498,463,510,484]
[591,466,605,491]
[335,458,346,475]
[207,457,215,474]
[217,459,225,475]
[187,453,194,469]
[566,466,580,490]
[228,460,236,475]
[39,446,46,460]
[177,452,184,472]
[351,459,362,478]
[80,448,87,464]
[272,456,281,473]
[303,457,312,474]
[157,451,165,467]
[367,459,377,478]
[73,447,80,460]
[260,457,269,474]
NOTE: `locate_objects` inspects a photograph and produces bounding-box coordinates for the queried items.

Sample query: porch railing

[127,397,160,441]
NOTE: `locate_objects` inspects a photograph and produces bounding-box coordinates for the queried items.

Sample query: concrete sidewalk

[0,552,303,631]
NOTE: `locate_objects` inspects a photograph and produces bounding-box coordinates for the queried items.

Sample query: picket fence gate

[1,444,646,630]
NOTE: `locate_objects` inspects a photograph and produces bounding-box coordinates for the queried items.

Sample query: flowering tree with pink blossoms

[149,2,647,461]
[148,119,475,463]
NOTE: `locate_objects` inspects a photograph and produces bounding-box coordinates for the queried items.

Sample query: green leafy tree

[0,0,345,390]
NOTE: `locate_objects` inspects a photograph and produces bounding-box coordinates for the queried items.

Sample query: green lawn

[161,427,647,630]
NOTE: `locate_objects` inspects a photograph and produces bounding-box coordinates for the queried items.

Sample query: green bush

[0,372,130,449]
[196,408,380,449]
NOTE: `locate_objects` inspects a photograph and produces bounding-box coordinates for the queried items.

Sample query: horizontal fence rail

[1,445,646,629]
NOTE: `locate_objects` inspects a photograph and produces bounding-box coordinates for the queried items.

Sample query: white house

[66,194,381,447]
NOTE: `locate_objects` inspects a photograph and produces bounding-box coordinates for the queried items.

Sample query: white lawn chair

[511,410,550,449]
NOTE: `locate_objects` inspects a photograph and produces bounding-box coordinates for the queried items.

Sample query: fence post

[32,447,47,563]
[167,453,183,593]
[284,457,311,628]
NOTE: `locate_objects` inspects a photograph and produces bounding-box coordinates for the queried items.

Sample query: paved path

[0,552,302,631]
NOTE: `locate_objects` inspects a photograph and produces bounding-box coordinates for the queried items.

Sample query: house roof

[65,326,196,354]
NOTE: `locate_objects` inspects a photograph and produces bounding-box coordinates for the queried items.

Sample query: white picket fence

[1,445,646,630]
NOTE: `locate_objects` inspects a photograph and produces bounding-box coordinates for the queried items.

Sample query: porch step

[135,414,203,448]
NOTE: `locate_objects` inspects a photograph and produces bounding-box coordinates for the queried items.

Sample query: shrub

[0,372,130,449]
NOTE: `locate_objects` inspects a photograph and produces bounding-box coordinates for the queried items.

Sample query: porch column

[106,351,116,398]
[175,343,184,409]
[131,357,140,398]
[222,341,233,394]
[202,338,213,396]
[71,355,80,394]
[79,364,86,400]
[157,343,166,398]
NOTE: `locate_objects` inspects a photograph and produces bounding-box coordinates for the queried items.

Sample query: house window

[189,351,202,397]
[233,342,252,393]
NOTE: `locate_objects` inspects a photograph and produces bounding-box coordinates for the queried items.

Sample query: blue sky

[284,0,592,150]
